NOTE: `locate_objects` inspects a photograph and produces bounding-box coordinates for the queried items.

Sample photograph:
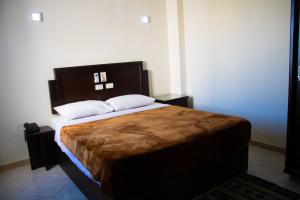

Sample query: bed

[48,61,251,200]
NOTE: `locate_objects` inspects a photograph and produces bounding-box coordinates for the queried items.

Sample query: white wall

[166,0,182,94]
[182,0,291,147]
[0,0,170,165]
[0,0,291,165]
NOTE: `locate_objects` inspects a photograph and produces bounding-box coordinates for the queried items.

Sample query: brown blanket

[61,106,251,195]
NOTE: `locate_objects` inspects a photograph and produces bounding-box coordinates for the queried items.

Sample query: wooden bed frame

[48,61,249,200]
[48,61,149,114]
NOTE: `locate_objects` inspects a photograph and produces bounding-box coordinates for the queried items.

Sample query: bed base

[55,145,112,200]
[55,142,249,200]
[49,62,249,199]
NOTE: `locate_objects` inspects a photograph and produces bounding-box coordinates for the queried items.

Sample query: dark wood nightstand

[24,126,56,170]
[154,93,189,107]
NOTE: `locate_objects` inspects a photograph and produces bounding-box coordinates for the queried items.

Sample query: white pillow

[106,94,155,111]
[54,100,113,120]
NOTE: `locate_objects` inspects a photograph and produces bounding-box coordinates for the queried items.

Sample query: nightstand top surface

[39,126,54,133]
[25,126,54,137]
[154,93,188,101]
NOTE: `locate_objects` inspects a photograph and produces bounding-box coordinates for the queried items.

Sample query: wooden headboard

[48,61,149,114]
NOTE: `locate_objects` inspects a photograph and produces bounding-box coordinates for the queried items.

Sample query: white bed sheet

[51,103,169,182]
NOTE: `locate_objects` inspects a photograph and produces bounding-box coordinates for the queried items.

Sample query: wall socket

[94,73,99,83]
[105,83,114,89]
[95,84,103,90]
[100,72,107,82]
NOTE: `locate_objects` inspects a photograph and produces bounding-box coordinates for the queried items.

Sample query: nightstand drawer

[25,126,56,170]
[165,97,188,107]
[27,134,44,170]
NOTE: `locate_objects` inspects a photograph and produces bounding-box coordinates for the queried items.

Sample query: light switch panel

[95,84,103,90]
[100,72,107,82]
[105,83,114,89]
[94,73,99,83]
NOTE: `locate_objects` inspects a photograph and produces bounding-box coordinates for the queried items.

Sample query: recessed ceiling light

[31,12,43,22]
[140,16,151,24]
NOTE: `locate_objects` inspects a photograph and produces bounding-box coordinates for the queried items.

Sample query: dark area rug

[195,174,300,200]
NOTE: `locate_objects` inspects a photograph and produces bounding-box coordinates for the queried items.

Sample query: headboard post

[48,61,150,114]
[48,80,63,114]
[142,70,149,96]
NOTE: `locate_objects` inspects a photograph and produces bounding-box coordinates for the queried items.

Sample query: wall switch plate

[94,73,100,83]
[105,83,114,89]
[100,72,107,82]
[95,84,103,90]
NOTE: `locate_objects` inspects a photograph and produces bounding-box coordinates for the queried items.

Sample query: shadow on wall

[178,0,188,95]
[193,97,288,148]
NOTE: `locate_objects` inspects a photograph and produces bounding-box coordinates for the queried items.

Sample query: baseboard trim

[0,159,30,171]
[250,140,285,154]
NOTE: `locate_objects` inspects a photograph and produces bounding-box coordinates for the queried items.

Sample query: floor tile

[248,145,300,194]
[0,145,299,200]
[0,192,13,200]
[56,181,88,200]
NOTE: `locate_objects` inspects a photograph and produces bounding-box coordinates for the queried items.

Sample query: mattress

[59,105,251,196]
[50,103,169,182]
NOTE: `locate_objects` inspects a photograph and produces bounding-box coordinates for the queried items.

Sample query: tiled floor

[248,145,300,194]
[0,145,299,200]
